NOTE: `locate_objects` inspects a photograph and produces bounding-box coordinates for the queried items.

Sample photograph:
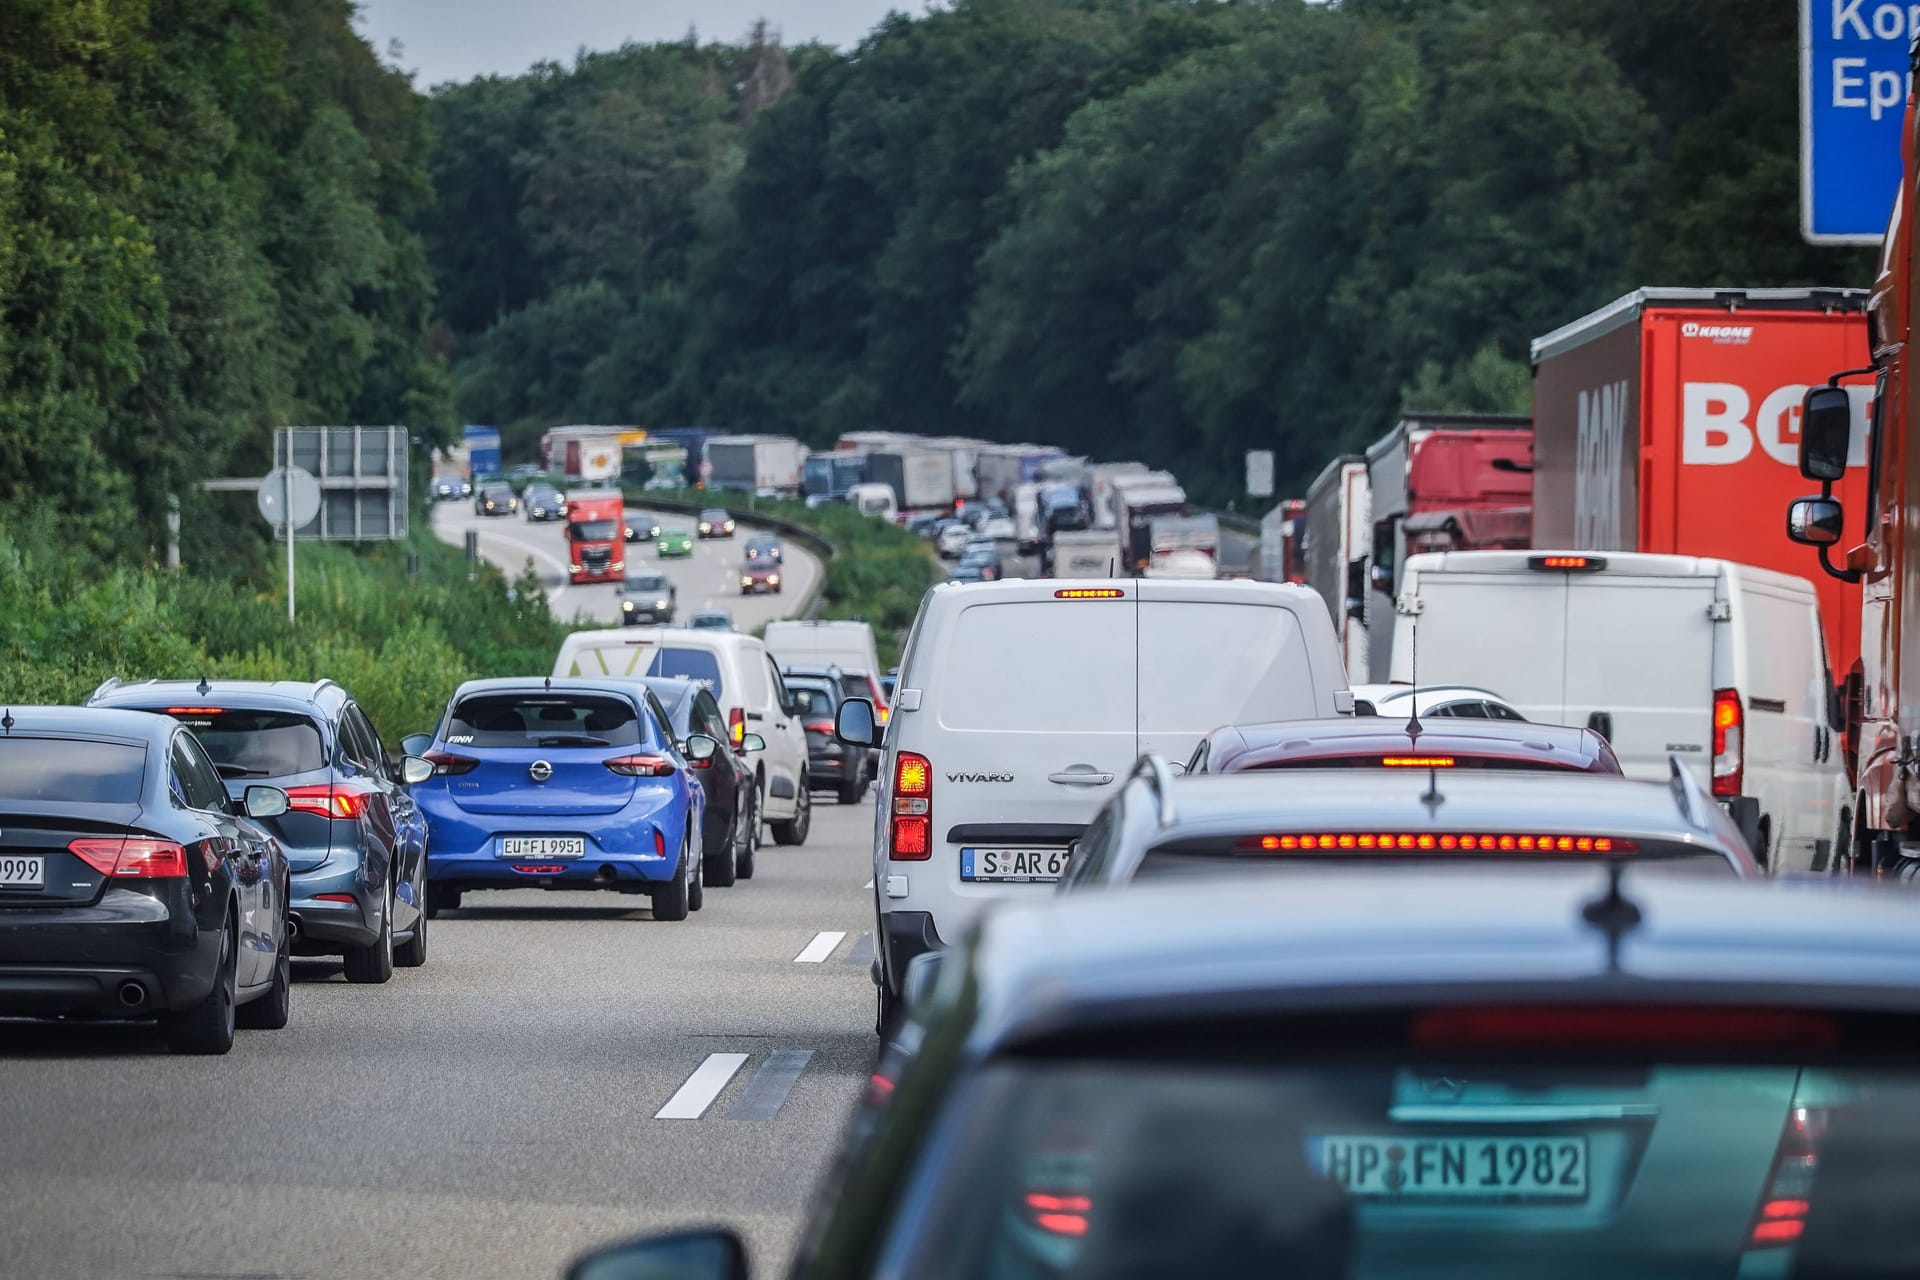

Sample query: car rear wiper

[537,734,610,747]
[215,764,271,778]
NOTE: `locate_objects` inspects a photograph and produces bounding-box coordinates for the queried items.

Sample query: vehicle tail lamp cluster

[729,707,746,747]
[1746,1101,1833,1249]
[284,782,376,818]
[891,751,932,860]
[1235,833,1635,853]
[424,750,479,777]
[1712,688,1744,799]
[606,754,676,777]
[804,720,835,735]
[1529,555,1607,572]
[68,837,189,878]
[1023,1192,1092,1238]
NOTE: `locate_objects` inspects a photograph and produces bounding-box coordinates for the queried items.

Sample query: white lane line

[654,1052,750,1119]
[793,930,847,963]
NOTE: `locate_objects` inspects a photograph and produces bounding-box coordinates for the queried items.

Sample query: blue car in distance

[405,679,714,921]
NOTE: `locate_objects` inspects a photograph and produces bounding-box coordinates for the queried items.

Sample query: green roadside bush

[0,519,565,742]
[628,490,938,665]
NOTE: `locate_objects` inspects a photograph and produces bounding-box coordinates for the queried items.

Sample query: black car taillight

[68,838,190,878]
[607,754,676,777]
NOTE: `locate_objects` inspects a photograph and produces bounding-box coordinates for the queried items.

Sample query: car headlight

[741,576,753,587]
[650,525,660,537]
[768,574,780,585]
[724,521,735,531]
[611,560,625,571]
[622,600,635,611]
[699,523,711,532]
[656,598,670,609]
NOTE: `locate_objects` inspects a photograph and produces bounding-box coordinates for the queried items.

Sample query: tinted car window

[170,735,226,811]
[787,684,837,718]
[625,573,671,593]
[0,738,147,804]
[645,647,724,698]
[153,709,325,778]
[447,694,647,748]
[1487,701,1527,722]
[692,689,730,741]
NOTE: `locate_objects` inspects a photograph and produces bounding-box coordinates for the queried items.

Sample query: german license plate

[1311,1133,1589,1202]
[960,847,1070,883]
[0,855,44,888]
[499,837,584,859]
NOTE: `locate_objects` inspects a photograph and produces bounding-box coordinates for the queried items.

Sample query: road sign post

[1800,0,1911,245]
[257,438,322,623]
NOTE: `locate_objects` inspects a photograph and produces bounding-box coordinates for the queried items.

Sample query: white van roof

[1403,549,1817,596]
[553,626,770,679]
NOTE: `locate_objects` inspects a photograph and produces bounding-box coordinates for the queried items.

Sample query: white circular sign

[257,466,321,530]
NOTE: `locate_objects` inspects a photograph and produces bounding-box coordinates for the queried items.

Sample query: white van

[1390,551,1842,873]
[841,577,1352,1029]
[553,629,815,844]
[846,483,897,521]
[764,619,881,682]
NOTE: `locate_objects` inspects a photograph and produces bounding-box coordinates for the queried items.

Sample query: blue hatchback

[409,679,713,921]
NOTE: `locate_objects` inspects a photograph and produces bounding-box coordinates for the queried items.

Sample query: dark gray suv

[88,678,433,982]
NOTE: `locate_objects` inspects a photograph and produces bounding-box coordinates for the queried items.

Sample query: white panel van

[1390,551,1842,873]
[841,577,1351,1030]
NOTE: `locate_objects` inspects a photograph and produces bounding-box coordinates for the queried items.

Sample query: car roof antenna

[1,708,12,734]
[196,674,211,697]
[1581,860,1643,975]
[544,676,553,691]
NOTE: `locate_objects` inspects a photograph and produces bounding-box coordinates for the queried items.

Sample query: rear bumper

[426,852,681,891]
[288,851,380,953]
[0,891,219,1015]
[807,750,861,785]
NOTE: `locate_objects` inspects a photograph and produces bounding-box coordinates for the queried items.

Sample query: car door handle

[1048,770,1114,786]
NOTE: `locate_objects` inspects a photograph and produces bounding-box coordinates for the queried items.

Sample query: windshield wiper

[215,764,272,778]
[537,734,609,747]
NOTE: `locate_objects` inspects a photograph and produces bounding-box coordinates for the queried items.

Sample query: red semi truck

[565,491,627,585]
[1532,288,1872,679]
[1362,414,1532,680]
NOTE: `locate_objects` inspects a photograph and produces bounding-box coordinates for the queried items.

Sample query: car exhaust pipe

[287,913,302,942]
[117,981,148,1009]
[595,864,618,885]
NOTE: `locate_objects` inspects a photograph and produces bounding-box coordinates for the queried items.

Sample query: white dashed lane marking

[793,930,846,963]
[654,1053,749,1119]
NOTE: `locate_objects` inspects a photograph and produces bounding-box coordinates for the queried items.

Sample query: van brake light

[1236,833,1632,853]
[1054,588,1124,600]
[1712,688,1743,799]
[1529,555,1606,572]
[891,751,932,860]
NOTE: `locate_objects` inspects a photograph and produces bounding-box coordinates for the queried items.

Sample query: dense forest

[0,0,1877,552]
[428,0,1867,502]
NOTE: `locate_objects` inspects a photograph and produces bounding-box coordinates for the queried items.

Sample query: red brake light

[162,707,224,715]
[607,754,676,777]
[424,750,478,777]
[1529,555,1606,572]
[1712,688,1743,799]
[68,837,190,878]
[804,720,835,734]
[1235,832,1632,854]
[891,751,932,861]
[1381,756,1455,768]
[729,706,745,747]
[284,784,371,818]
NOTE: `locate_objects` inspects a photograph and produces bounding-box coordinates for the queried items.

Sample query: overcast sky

[354,0,913,88]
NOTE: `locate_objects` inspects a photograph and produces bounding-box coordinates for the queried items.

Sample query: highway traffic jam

[13,278,1920,1277]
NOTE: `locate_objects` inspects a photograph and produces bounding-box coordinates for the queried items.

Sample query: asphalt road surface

[0,802,879,1280]
[432,499,824,630]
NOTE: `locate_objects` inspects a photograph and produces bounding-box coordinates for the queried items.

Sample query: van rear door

[1558,571,1716,782]
[1395,568,1570,723]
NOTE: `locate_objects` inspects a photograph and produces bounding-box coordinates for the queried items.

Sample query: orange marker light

[1054,588,1125,600]
[1382,756,1456,767]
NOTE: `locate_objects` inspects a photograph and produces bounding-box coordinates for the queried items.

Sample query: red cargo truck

[565,491,626,585]
[1533,288,1871,681]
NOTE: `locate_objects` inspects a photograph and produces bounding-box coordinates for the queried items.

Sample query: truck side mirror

[1799,384,1853,482]
[1787,495,1845,547]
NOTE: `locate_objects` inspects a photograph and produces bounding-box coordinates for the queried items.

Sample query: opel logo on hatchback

[528,760,553,783]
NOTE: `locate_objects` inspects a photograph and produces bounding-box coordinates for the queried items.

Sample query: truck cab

[565,492,626,585]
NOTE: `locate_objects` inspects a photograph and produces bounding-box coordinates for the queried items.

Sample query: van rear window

[645,647,724,698]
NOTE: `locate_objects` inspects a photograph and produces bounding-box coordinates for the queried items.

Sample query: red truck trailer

[1533,287,1871,681]
[1362,414,1532,680]
[565,491,626,585]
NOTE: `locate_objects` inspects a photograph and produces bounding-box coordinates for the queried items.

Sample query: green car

[657,527,695,557]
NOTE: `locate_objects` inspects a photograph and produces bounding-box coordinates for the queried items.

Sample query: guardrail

[623,492,837,619]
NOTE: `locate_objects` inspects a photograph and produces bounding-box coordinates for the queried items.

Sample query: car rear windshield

[447,694,646,748]
[896,1055,1916,1278]
[788,685,836,718]
[643,647,724,698]
[570,520,619,540]
[152,709,326,778]
[838,675,871,702]
[0,739,147,804]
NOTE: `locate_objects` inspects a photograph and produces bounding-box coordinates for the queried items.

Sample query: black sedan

[0,708,294,1053]
[522,481,567,522]
[784,675,869,804]
[635,678,759,885]
[474,482,517,517]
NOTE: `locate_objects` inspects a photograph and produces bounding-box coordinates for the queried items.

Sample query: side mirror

[1787,495,1845,547]
[1343,596,1366,623]
[565,1228,748,1280]
[400,732,434,757]
[400,755,435,786]
[1799,384,1854,482]
[1369,562,1393,594]
[243,785,289,819]
[739,732,766,753]
[900,950,947,1010]
[1351,700,1378,717]
[683,734,719,762]
[835,698,880,749]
